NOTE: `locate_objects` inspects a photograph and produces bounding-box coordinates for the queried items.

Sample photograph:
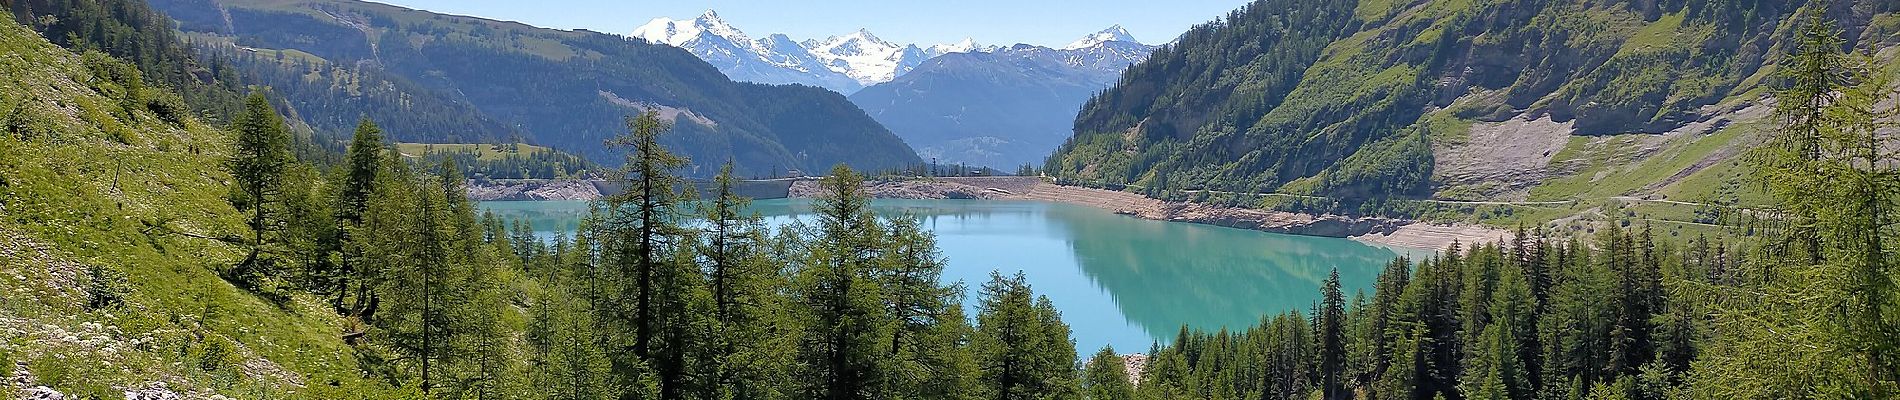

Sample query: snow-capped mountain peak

[810,29,899,56]
[630,10,1144,94]
[1062,25,1142,50]
[631,9,749,47]
[928,38,992,55]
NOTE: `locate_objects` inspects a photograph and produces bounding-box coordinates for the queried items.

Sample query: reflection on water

[478,199,1411,353]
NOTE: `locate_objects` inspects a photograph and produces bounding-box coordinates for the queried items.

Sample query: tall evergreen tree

[1755,16,1848,267]
[226,91,293,285]
[1082,346,1134,400]
[696,162,789,399]
[973,271,1079,400]
[599,110,694,396]
[795,165,893,400]
[1318,268,1348,400]
[335,118,383,314]
[1462,257,1534,400]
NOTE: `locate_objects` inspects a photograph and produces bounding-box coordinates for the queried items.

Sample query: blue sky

[368,0,1251,47]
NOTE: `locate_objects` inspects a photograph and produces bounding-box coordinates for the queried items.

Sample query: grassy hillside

[0,17,401,398]
[1048,0,1900,227]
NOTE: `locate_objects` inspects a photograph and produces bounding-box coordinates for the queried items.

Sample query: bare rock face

[1121,353,1149,386]
[123,382,183,400]
[787,178,1027,200]
[20,386,68,400]
[1144,202,1406,238]
[464,180,604,201]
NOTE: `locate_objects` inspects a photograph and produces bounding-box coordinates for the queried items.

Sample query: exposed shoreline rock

[465,179,605,201]
[469,176,1505,250]
[787,178,1016,200]
[788,176,1507,250]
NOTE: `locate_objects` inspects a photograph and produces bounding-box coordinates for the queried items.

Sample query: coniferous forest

[1,0,1899,399]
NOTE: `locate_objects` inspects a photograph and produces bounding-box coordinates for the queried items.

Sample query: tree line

[217,93,1093,398]
[406,144,600,181]
[196,12,1900,400]
[1125,17,1900,400]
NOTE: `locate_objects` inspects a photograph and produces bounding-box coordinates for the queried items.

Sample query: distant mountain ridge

[850,28,1157,169]
[632,10,999,94]
[148,0,921,177]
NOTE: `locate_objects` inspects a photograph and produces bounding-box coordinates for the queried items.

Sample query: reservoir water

[478,199,1421,354]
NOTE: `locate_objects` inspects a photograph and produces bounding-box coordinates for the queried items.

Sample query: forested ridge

[137,0,920,177]
[3,0,1900,399]
[12,0,920,178]
[1048,0,1900,209]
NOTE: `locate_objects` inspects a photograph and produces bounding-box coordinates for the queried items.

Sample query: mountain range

[633,11,1160,169]
[849,31,1156,169]
[632,10,998,94]
[140,0,920,177]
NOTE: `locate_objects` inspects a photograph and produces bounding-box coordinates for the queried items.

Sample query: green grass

[213,0,587,61]
[1617,12,1688,56]
[1419,111,1474,145]
[1353,0,1401,22]
[1527,122,1755,201]
[1870,12,1900,44]
[0,20,402,398]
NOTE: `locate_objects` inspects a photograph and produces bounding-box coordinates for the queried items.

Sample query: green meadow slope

[1048,0,1900,230]
[0,18,401,398]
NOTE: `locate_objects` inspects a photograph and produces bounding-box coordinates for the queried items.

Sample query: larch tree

[226,91,293,285]
[1318,268,1348,400]
[796,164,894,400]
[600,110,693,396]
[335,117,383,314]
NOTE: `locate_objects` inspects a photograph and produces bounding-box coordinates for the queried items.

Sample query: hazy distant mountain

[849,27,1155,169]
[633,10,993,94]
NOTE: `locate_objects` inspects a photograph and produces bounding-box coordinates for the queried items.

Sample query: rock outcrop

[465,180,604,201]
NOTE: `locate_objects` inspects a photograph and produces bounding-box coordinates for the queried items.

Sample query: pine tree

[1753,16,1848,267]
[1542,239,1611,391]
[335,118,383,314]
[879,215,963,398]
[1363,257,1412,399]
[1394,255,1463,400]
[1462,256,1533,400]
[1606,225,1657,377]
[795,165,894,400]
[917,302,981,400]
[1318,268,1348,400]
[695,162,790,399]
[225,91,293,286]
[1083,346,1134,400]
[973,271,1078,400]
[599,110,693,396]
[398,165,455,396]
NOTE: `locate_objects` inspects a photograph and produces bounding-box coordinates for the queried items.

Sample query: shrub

[84,264,129,310]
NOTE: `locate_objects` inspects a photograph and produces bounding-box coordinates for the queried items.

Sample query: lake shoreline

[466,177,1506,251]
[790,177,1507,251]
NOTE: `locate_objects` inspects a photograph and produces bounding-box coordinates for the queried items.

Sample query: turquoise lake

[477,199,1424,354]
